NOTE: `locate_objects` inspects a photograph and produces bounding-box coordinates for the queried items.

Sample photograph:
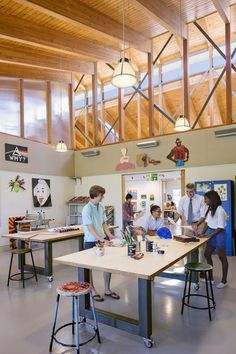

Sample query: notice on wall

[5,144,28,164]
[214,183,227,201]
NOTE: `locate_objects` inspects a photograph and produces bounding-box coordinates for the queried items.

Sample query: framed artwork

[150,194,155,201]
[214,184,227,201]
[127,189,138,200]
[141,194,147,199]
[32,178,52,207]
[196,182,211,193]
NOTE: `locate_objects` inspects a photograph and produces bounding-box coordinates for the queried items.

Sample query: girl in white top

[197,190,228,289]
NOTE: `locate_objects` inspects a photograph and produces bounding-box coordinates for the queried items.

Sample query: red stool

[49,281,101,354]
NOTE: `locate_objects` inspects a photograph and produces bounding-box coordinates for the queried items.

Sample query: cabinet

[67,203,86,225]
[67,203,114,227]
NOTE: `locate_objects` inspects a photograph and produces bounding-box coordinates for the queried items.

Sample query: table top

[54,237,209,280]
[1,225,118,243]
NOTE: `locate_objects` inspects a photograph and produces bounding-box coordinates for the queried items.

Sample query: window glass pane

[24,80,47,143]
[0,79,20,136]
[51,82,70,146]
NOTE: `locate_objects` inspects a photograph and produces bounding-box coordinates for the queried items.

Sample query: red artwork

[166,138,189,167]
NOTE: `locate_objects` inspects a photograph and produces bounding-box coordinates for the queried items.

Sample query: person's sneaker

[216,282,228,289]
[200,278,214,285]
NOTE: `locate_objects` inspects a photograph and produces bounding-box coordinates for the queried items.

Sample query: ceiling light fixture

[56,140,67,152]
[111,0,137,88]
[174,115,190,132]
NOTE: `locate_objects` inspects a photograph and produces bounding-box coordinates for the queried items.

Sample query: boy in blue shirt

[82,185,120,302]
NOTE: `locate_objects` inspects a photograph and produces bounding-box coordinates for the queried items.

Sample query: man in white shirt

[144,205,164,236]
[174,183,206,225]
[174,183,207,264]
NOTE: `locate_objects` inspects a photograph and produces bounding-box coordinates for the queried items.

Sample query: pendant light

[174,114,190,132]
[111,0,137,88]
[56,140,67,152]
[174,0,190,132]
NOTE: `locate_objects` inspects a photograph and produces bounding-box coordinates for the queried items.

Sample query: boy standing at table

[82,185,120,302]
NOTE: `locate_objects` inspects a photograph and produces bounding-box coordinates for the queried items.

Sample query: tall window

[0,79,20,136]
[51,82,70,146]
[24,80,47,143]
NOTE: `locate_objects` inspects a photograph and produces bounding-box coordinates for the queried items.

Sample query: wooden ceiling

[0,1,236,149]
[0,0,235,82]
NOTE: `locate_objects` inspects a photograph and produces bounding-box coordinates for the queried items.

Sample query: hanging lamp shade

[111,57,137,88]
[174,115,191,132]
[56,140,67,152]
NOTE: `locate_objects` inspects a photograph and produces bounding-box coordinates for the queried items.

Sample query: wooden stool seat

[57,281,91,297]
[11,248,31,255]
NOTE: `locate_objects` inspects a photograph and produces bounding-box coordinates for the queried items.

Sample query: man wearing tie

[174,183,206,226]
[174,183,206,263]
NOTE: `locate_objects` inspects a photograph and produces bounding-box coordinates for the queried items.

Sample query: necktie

[187,198,193,225]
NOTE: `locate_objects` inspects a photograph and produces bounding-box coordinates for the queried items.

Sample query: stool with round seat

[49,281,101,354]
[181,262,216,321]
[7,248,38,288]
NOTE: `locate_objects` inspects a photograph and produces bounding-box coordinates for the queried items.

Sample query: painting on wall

[150,194,155,201]
[5,143,28,164]
[166,138,189,167]
[116,148,135,171]
[196,182,211,193]
[127,189,138,200]
[32,178,52,207]
[9,175,26,192]
[136,153,160,167]
[141,194,147,199]
[214,183,227,201]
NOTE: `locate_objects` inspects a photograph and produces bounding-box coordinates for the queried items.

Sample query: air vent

[215,128,236,138]
[81,150,100,157]
[136,140,159,149]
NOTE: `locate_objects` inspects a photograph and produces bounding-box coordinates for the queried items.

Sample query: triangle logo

[12,147,21,156]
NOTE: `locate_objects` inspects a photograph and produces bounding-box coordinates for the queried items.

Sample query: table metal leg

[138,278,152,339]
[17,240,25,270]
[44,242,53,277]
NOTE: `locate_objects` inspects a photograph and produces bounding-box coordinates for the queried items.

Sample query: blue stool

[181,262,216,321]
[49,281,101,353]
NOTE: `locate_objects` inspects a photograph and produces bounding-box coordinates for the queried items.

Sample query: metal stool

[49,281,101,354]
[7,248,38,288]
[181,262,216,321]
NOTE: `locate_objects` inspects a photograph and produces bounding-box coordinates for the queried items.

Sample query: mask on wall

[9,175,26,192]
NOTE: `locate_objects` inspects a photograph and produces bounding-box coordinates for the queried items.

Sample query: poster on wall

[214,183,227,201]
[127,189,138,200]
[32,178,52,207]
[196,182,211,193]
[9,175,26,192]
[5,144,28,164]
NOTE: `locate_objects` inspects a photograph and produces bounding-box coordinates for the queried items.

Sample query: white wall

[75,163,236,233]
[0,170,75,246]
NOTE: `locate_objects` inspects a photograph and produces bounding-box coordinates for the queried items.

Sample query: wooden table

[55,237,209,347]
[2,226,117,281]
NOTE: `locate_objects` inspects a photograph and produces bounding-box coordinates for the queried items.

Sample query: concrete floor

[0,240,235,354]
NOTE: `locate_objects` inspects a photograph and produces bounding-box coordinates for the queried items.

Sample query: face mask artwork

[32,178,52,207]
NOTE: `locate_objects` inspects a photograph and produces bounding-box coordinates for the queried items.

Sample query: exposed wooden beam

[158,63,163,135]
[0,42,94,74]
[14,0,150,53]
[131,0,187,39]
[69,81,75,150]
[118,88,125,142]
[183,37,189,119]
[225,22,232,124]
[137,93,142,139]
[0,14,119,63]
[99,85,106,143]
[19,79,24,138]
[92,63,98,146]
[0,62,71,82]
[148,46,154,137]
[211,0,230,24]
[46,81,52,144]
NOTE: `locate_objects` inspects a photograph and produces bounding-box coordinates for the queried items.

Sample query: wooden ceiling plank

[211,0,230,23]
[131,0,187,39]
[0,41,94,74]
[14,0,151,52]
[0,13,119,63]
[0,62,71,82]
